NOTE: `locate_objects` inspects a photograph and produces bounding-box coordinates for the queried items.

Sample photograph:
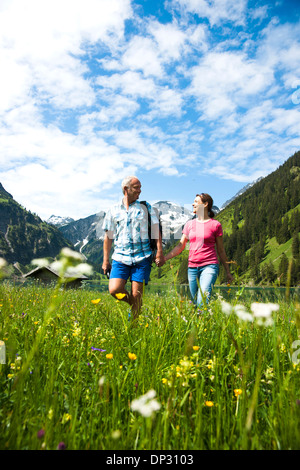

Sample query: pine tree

[278,253,289,286]
[292,233,299,259]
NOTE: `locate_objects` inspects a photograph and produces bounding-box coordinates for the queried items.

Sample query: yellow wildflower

[91,299,101,304]
[115,293,126,300]
[193,346,200,351]
[62,413,72,424]
[234,389,243,397]
[128,352,137,360]
[205,401,214,407]
[106,353,113,360]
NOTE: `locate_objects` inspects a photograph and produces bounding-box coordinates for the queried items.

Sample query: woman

[162,193,233,308]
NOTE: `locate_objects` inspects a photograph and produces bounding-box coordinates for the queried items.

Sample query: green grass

[0,281,300,450]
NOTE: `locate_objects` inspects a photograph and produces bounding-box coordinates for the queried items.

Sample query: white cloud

[170,0,248,26]
[148,20,187,61]
[122,36,164,77]
[188,51,274,119]
[0,0,133,113]
[0,0,299,220]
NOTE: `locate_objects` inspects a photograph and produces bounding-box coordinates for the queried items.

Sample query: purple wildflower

[57,441,66,450]
[37,429,45,439]
[91,347,106,352]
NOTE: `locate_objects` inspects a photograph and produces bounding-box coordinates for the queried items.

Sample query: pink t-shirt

[182,218,223,267]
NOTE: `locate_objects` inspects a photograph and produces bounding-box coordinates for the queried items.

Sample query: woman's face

[192,195,202,213]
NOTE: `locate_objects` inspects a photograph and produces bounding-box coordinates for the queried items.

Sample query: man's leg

[130,281,144,319]
[109,278,143,319]
[109,278,131,304]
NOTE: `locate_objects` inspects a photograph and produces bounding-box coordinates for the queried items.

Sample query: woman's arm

[164,234,188,262]
[215,236,234,283]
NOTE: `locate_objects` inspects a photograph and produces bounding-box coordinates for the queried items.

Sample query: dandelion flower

[205,401,214,407]
[106,353,113,360]
[128,352,137,360]
[193,346,200,351]
[91,299,101,304]
[234,389,243,397]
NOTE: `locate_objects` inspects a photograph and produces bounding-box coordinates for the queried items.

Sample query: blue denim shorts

[110,258,152,285]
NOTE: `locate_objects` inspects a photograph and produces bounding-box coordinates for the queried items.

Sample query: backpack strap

[139,200,151,238]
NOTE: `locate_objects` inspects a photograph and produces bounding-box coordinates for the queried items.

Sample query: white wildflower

[220,300,232,315]
[131,389,161,418]
[251,302,279,318]
[0,258,7,269]
[61,247,85,261]
[50,260,64,274]
[66,263,93,277]
[251,303,279,326]
[234,304,253,323]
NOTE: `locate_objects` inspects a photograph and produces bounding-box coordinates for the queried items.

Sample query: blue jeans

[188,264,219,307]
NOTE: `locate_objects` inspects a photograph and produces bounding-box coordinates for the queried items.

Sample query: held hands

[155,254,165,267]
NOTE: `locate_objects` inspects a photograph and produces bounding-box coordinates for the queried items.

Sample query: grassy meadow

[0,256,300,450]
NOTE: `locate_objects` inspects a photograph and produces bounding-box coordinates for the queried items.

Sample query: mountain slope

[0,184,74,266]
[215,151,300,285]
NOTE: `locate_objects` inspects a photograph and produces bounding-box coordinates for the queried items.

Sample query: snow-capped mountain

[58,212,106,253]
[47,215,75,227]
[153,200,193,241]
[220,178,263,210]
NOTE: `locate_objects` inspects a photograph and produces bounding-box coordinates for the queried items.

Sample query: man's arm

[155,227,164,266]
[102,231,113,275]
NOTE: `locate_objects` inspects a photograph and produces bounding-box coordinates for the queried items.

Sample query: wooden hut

[23,265,88,288]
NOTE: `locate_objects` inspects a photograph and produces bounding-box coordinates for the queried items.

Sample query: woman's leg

[188,267,199,305]
[197,264,219,307]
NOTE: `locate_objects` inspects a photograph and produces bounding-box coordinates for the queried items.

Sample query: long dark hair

[196,193,215,218]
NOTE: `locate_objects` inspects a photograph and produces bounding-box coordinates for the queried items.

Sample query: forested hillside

[151,151,300,286]
[0,183,74,268]
[218,151,300,286]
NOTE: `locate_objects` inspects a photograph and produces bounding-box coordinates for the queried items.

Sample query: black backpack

[140,201,162,260]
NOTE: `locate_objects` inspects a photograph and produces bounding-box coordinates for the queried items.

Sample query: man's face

[126,178,141,202]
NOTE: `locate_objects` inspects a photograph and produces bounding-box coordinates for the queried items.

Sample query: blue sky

[0,0,299,220]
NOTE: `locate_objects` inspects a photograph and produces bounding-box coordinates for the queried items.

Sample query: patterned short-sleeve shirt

[102,200,159,265]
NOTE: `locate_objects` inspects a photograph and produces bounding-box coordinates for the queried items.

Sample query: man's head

[121,176,141,202]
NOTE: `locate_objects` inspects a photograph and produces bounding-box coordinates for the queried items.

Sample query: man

[102,176,164,319]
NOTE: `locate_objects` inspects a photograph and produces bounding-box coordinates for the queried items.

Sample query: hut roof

[23,265,88,280]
